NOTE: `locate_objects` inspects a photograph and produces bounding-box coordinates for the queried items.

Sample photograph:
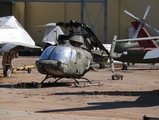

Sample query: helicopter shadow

[125,68,159,71]
[0,81,73,89]
[0,78,98,89]
[35,90,159,113]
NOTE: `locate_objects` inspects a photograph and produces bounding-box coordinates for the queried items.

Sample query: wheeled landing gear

[3,64,12,77]
[121,64,127,70]
[112,74,124,80]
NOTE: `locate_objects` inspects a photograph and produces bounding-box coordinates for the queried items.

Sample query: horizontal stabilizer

[144,48,159,59]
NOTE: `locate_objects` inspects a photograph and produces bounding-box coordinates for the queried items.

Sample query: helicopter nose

[35,60,68,76]
[35,61,47,74]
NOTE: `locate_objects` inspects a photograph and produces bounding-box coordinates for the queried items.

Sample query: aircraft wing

[0,42,41,52]
[144,48,159,59]
[0,16,41,51]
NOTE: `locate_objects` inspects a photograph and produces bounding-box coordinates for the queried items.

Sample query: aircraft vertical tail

[124,5,159,48]
[131,21,158,48]
[42,23,64,45]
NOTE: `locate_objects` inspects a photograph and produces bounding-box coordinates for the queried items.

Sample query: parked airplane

[0,16,40,77]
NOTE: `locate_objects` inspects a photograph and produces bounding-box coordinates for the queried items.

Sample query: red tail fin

[131,21,158,48]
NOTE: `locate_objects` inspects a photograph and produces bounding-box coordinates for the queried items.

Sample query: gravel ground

[0,56,159,120]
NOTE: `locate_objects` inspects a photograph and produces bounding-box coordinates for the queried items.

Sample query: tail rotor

[124,5,159,37]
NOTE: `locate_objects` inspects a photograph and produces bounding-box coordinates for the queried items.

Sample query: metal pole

[104,0,107,43]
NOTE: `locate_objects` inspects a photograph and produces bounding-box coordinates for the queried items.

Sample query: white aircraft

[42,23,64,45]
[144,48,159,59]
[0,16,41,77]
[0,16,40,51]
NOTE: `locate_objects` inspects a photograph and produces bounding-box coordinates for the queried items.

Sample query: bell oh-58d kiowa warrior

[35,20,118,86]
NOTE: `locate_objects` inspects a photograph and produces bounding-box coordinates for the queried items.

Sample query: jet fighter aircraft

[0,16,41,77]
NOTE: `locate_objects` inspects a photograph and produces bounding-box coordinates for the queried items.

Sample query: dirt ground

[0,56,159,120]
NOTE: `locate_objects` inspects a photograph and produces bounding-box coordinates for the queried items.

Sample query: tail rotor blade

[124,10,139,21]
[133,24,142,38]
[145,23,159,35]
[143,5,151,20]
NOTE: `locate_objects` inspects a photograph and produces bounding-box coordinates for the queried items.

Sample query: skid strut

[38,74,99,87]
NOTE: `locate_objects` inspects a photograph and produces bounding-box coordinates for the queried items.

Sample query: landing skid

[38,74,100,88]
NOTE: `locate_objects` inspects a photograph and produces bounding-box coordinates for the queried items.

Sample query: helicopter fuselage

[36,39,93,78]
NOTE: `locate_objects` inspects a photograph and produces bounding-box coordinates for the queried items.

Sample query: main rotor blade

[145,23,159,35]
[115,36,159,42]
[142,5,151,20]
[133,24,142,38]
[124,10,139,21]
[35,23,56,27]
[81,23,110,56]
[133,6,151,38]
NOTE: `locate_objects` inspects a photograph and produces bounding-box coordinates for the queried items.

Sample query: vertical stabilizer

[42,24,64,45]
[131,21,158,48]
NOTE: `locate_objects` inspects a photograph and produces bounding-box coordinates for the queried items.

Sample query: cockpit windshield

[39,46,71,64]
[39,46,55,60]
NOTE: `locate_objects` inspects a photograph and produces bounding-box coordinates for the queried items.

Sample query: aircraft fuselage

[114,40,159,64]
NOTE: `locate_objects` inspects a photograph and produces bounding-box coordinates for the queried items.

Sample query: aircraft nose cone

[35,60,65,76]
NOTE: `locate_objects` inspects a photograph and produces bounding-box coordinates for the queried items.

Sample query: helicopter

[35,20,117,85]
